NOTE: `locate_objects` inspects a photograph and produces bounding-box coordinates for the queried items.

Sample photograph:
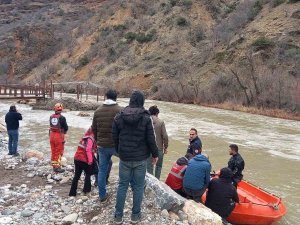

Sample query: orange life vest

[165,162,187,190]
[74,134,96,163]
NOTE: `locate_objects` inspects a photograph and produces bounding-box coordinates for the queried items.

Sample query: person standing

[146,105,168,180]
[49,103,68,173]
[205,167,239,220]
[5,105,22,156]
[183,153,211,203]
[69,127,97,196]
[228,144,245,187]
[112,90,158,224]
[187,128,202,156]
[92,89,122,202]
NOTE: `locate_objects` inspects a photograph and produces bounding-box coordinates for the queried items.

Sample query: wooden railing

[0,84,52,100]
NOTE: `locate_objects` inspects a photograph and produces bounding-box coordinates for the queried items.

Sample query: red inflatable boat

[202,179,287,225]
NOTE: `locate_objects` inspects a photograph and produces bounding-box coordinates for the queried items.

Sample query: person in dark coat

[228,144,245,187]
[5,105,22,156]
[112,90,159,224]
[205,167,239,220]
[186,128,202,156]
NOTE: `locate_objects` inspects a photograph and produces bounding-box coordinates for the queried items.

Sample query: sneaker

[131,214,141,224]
[53,168,65,173]
[100,193,111,203]
[114,216,123,225]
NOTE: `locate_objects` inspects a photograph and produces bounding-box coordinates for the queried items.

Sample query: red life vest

[50,114,62,132]
[165,162,187,190]
[74,134,96,163]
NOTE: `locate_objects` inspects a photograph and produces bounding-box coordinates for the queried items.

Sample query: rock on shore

[0,133,222,225]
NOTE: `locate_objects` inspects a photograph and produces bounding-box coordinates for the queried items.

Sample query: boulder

[145,173,185,212]
[291,10,300,19]
[183,200,222,225]
[25,150,44,160]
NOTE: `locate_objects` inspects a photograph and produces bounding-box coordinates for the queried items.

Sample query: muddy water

[0,97,299,225]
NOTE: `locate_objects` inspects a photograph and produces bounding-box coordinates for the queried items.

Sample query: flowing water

[0,96,299,225]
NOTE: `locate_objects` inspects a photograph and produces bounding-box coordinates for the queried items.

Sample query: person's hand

[152,157,158,165]
[164,148,168,154]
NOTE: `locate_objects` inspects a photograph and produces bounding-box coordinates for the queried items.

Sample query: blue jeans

[7,129,19,155]
[98,147,116,199]
[115,160,147,219]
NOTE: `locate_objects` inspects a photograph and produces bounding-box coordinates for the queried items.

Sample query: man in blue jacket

[5,105,22,156]
[183,153,211,203]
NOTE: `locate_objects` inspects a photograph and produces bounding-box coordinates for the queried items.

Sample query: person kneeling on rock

[69,127,97,196]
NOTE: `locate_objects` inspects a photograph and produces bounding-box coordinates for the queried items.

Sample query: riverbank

[0,132,222,225]
[200,102,300,121]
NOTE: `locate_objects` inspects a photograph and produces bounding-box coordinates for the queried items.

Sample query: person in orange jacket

[49,103,68,173]
[165,153,193,197]
[69,127,97,196]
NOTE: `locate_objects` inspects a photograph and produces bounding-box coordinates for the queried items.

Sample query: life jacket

[50,114,62,132]
[165,162,187,190]
[74,134,96,163]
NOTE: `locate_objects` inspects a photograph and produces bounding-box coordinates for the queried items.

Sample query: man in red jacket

[49,103,68,173]
[165,153,193,197]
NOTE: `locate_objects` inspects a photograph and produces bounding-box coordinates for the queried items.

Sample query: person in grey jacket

[5,105,22,156]
[147,105,169,180]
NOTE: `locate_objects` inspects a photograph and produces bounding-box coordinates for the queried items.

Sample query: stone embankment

[0,125,222,225]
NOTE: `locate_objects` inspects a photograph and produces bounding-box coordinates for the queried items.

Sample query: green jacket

[92,100,122,148]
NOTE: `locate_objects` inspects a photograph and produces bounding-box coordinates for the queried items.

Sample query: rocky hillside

[0,0,299,112]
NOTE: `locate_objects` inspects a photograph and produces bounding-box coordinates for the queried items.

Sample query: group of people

[165,129,245,221]
[4,89,245,224]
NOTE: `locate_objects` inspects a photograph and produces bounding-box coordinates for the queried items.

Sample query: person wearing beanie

[205,167,239,220]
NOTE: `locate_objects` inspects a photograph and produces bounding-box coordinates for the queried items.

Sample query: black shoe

[100,193,111,203]
[53,168,65,173]
[13,153,20,157]
[131,214,142,224]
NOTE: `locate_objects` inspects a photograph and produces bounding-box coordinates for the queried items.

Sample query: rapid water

[0,96,299,225]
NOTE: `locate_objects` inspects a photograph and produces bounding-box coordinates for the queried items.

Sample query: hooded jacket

[183,154,211,191]
[112,91,159,161]
[165,156,189,190]
[205,168,239,218]
[5,107,22,130]
[92,99,122,147]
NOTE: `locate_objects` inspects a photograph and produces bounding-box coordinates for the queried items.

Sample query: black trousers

[69,160,92,196]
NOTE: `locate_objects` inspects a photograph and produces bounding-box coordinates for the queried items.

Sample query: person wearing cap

[187,128,202,156]
[49,103,68,173]
[205,167,239,220]
[5,105,22,156]
[146,105,169,180]
[228,144,245,187]
[112,90,158,224]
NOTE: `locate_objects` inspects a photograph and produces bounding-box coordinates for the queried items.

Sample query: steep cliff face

[1,0,299,112]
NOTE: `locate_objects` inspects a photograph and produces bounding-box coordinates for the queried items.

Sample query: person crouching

[165,153,193,197]
[69,127,97,196]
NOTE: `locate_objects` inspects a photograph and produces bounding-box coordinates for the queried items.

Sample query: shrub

[289,0,300,2]
[176,17,188,26]
[251,37,274,51]
[125,30,156,43]
[113,24,127,31]
[169,0,178,7]
[79,55,89,67]
[125,32,137,41]
[60,59,68,65]
[249,0,263,20]
[182,0,193,9]
[271,0,285,7]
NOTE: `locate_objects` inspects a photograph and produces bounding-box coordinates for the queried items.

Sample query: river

[0,96,299,225]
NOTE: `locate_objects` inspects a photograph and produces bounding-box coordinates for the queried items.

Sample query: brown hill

[0,0,299,113]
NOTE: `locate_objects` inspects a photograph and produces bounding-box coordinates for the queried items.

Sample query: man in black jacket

[112,90,158,225]
[228,144,245,187]
[5,105,22,156]
[205,167,239,220]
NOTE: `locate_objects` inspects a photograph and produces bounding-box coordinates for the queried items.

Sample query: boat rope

[242,202,279,210]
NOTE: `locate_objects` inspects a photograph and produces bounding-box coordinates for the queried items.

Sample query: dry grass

[202,102,300,121]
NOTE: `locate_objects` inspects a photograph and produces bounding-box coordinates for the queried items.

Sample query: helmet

[54,103,63,112]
